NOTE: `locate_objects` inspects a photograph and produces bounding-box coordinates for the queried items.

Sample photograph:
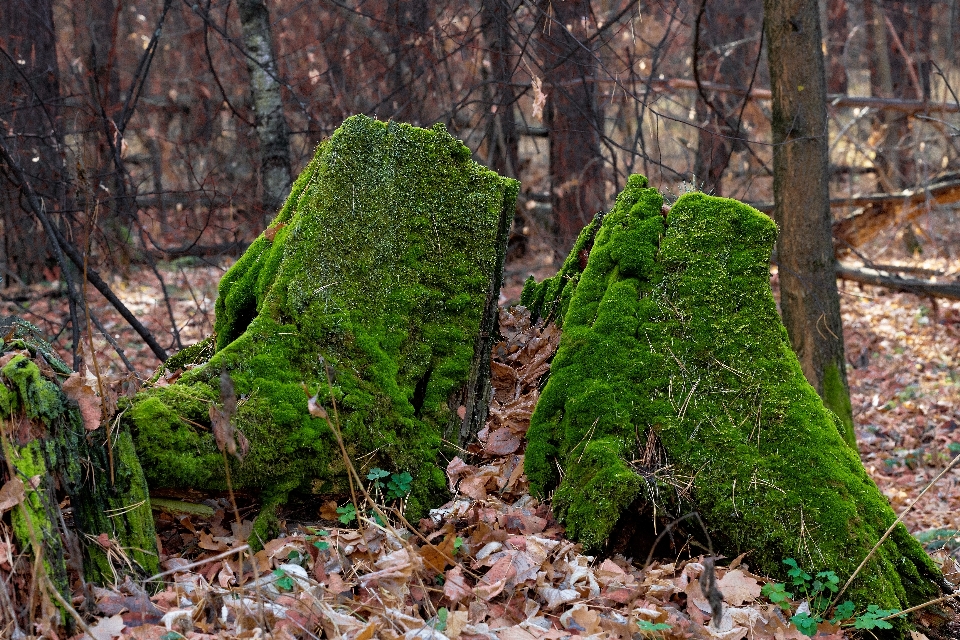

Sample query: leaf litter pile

[3,260,960,639]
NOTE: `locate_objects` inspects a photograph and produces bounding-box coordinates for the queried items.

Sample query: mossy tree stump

[522,176,943,630]
[127,116,518,541]
[0,318,158,629]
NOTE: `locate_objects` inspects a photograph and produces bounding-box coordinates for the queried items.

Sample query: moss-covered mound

[522,176,941,617]
[127,116,518,533]
[0,320,158,589]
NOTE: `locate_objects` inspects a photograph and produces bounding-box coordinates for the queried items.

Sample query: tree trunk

[481,0,519,181]
[482,0,522,256]
[763,0,854,443]
[236,0,292,225]
[385,0,430,125]
[864,0,931,192]
[692,0,762,196]
[538,0,607,251]
[825,0,849,93]
[0,0,65,285]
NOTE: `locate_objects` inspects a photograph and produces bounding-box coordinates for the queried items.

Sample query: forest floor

[2,244,960,639]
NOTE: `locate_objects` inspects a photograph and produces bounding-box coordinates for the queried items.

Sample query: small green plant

[853,605,898,631]
[367,468,414,501]
[453,536,464,554]
[432,607,449,631]
[760,559,900,637]
[337,503,357,524]
[636,619,671,636]
[273,568,295,591]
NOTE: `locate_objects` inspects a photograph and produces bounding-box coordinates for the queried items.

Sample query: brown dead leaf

[264,223,286,241]
[63,371,102,430]
[0,477,25,514]
[307,393,328,419]
[319,500,339,520]
[484,428,521,455]
[717,569,761,606]
[419,533,455,573]
[443,565,472,603]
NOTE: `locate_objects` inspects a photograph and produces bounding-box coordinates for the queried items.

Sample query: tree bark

[481,0,519,181]
[538,0,607,251]
[0,0,65,285]
[824,0,849,93]
[692,0,762,195]
[385,0,430,125]
[763,0,854,440]
[236,0,292,225]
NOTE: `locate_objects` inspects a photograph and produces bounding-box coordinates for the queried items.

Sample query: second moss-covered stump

[522,176,943,630]
[127,116,518,540]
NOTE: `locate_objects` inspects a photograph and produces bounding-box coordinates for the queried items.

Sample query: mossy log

[127,116,518,541]
[0,318,159,626]
[521,176,943,630]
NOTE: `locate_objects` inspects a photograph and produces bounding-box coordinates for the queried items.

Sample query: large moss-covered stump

[0,318,158,613]
[127,116,518,540]
[522,176,942,625]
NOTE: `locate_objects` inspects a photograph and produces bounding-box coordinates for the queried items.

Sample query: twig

[44,576,96,638]
[830,451,960,608]
[0,138,168,362]
[143,544,250,583]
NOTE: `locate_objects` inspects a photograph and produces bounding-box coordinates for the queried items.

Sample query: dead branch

[0,139,169,362]
[752,176,960,251]
[837,265,960,301]
[656,77,960,114]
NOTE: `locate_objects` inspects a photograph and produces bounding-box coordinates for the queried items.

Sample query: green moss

[823,361,856,448]
[0,346,159,584]
[526,180,941,621]
[1,354,65,424]
[128,115,518,523]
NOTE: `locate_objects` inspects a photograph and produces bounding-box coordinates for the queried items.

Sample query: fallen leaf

[483,428,521,455]
[443,565,472,603]
[63,371,102,430]
[0,477,25,514]
[83,613,125,640]
[264,223,286,241]
[319,500,339,520]
[717,569,761,606]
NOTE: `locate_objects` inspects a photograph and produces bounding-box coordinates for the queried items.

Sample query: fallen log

[837,265,960,301]
[751,175,960,253]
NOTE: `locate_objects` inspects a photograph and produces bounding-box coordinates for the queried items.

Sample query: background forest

[3,0,960,372]
[3,1,960,639]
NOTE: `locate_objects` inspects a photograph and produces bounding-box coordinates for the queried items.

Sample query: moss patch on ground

[127,116,518,536]
[523,176,941,620]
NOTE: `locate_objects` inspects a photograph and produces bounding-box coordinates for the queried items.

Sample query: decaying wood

[837,265,960,301]
[657,77,960,114]
[752,175,960,252]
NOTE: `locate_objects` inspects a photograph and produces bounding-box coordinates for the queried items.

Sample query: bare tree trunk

[0,0,65,285]
[825,0,849,93]
[692,0,762,195]
[385,0,430,125]
[539,0,607,251]
[236,0,292,225]
[763,0,855,446]
[482,0,519,180]
[864,1,930,191]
